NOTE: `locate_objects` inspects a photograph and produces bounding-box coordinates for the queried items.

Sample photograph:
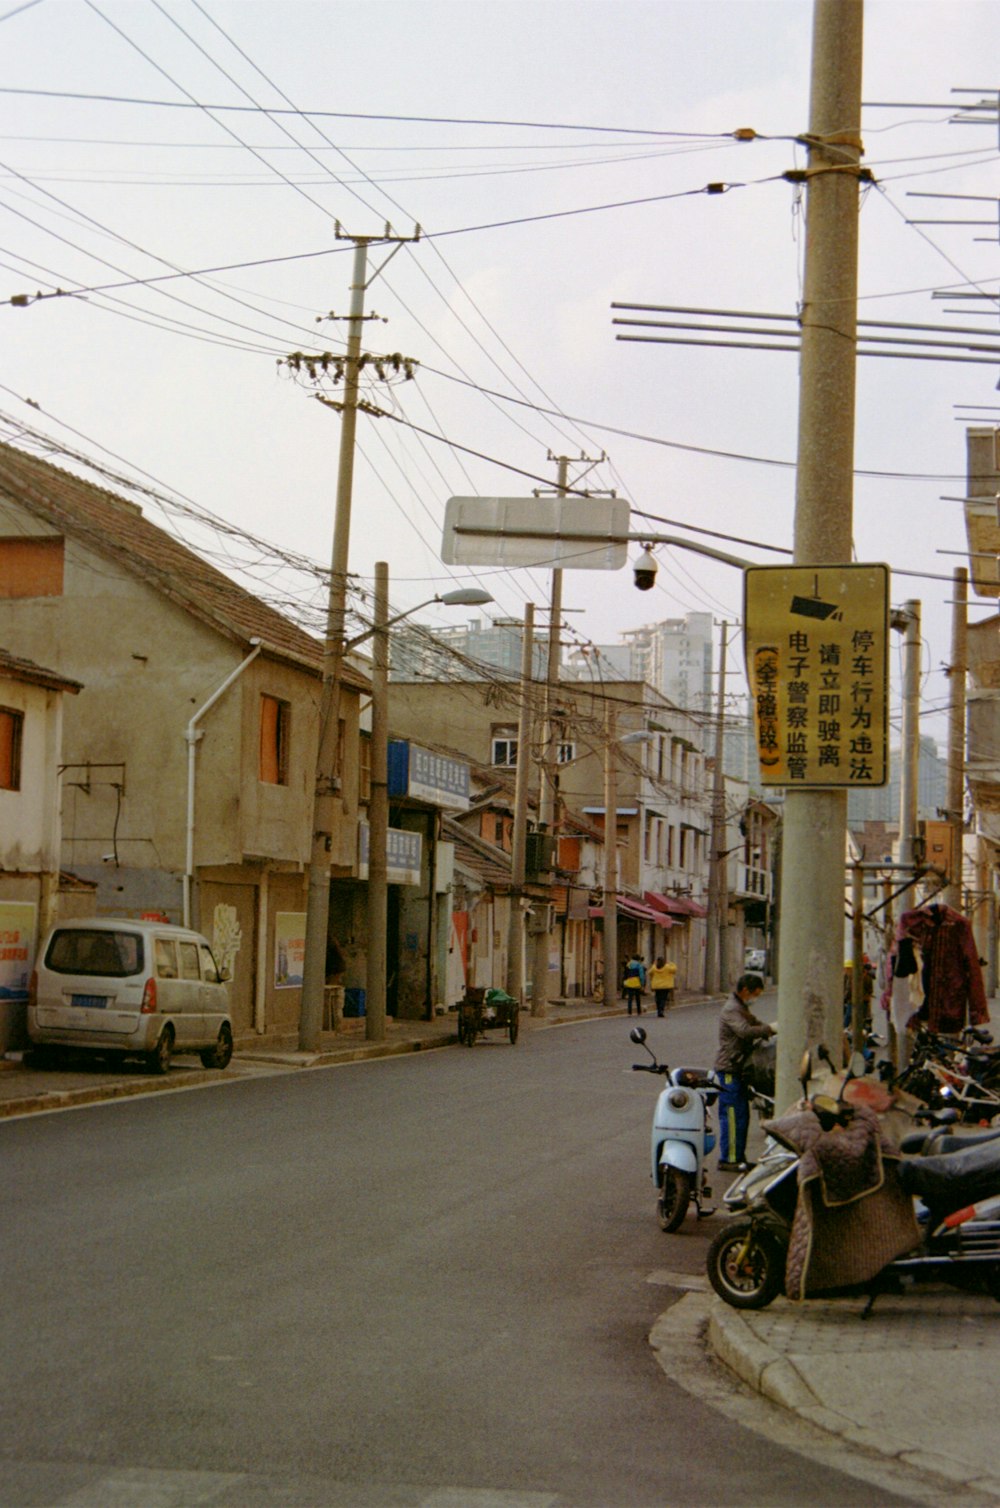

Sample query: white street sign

[442,495,630,571]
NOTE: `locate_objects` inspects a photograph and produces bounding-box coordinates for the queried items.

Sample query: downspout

[184,640,263,929]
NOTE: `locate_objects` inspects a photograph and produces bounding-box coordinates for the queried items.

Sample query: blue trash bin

[343,987,366,1018]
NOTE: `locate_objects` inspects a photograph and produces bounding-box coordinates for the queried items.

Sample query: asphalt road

[0,1000,918,1507]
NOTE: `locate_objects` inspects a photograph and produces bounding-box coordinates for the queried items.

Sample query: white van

[28,917,233,1074]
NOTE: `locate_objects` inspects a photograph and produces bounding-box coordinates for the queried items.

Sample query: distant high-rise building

[390,617,549,682]
[563,612,714,713]
[847,735,947,824]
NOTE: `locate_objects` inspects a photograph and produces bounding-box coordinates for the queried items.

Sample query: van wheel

[200,1022,233,1070]
[147,1026,174,1075]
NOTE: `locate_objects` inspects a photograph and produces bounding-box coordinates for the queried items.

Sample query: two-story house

[0,441,369,1044]
[0,646,82,1050]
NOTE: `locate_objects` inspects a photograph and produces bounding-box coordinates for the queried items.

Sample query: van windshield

[46,930,143,978]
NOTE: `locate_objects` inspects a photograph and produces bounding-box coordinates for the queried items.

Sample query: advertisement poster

[0,901,38,1003]
[274,911,306,989]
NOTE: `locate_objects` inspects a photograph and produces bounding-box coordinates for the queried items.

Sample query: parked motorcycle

[630,1025,719,1231]
[707,1049,1000,1313]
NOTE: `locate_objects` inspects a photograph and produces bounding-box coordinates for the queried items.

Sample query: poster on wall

[0,901,38,1003]
[274,911,306,989]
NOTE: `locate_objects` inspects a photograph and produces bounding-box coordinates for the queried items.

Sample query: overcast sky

[1,0,997,749]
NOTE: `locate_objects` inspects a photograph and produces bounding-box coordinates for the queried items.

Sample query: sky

[0,0,997,751]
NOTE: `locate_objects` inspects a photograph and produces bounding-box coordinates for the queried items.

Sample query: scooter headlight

[667,1088,690,1111]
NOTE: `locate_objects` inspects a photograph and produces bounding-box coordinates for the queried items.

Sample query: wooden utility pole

[774,0,865,1113]
[506,603,535,1002]
[298,227,418,1051]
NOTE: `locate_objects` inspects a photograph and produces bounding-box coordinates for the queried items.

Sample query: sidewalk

[0,991,707,1120]
[704,1287,1000,1498]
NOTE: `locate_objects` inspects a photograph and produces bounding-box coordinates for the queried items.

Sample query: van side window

[178,942,200,981]
[199,944,219,982]
[155,940,178,979]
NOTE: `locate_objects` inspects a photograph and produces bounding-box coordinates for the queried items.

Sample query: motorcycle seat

[899,1134,1000,1208]
[899,1126,1000,1156]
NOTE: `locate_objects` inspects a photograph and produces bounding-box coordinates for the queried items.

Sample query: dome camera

[633,547,658,591]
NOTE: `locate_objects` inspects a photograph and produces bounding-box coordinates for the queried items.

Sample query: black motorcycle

[707,1051,1000,1314]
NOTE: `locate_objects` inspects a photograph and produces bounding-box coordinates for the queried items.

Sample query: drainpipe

[184,640,263,928]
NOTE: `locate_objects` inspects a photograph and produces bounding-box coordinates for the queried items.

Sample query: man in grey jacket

[714,973,773,1170]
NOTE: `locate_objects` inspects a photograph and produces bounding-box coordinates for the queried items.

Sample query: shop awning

[644,891,708,919]
[589,894,671,926]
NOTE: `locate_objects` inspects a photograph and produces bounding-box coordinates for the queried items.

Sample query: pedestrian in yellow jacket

[649,957,677,1016]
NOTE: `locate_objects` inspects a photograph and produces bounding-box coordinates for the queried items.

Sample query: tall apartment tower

[563,613,714,712]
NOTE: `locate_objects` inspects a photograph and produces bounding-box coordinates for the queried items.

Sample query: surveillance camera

[633,547,658,591]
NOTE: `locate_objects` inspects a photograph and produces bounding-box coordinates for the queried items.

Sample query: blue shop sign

[358,822,423,886]
[387,740,470,810]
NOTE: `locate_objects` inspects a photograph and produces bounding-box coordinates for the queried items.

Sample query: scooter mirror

[630,1026,647,1045]
[799,1050,813,1093]
[847,1050,867,1080]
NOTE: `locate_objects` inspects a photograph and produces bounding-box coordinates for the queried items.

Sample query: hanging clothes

[893,903,988,1034]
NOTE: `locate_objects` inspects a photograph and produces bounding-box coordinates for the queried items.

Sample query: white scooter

[630,1025,720,1231]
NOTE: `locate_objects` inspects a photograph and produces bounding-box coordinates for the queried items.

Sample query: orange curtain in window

[0,710,17,789]
[259,696,280,783]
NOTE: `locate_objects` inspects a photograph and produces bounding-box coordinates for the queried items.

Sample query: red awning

[589,895,672,926]
[644,891,708,919]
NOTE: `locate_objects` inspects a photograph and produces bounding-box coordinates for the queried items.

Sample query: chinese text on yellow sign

[743,564,889,789]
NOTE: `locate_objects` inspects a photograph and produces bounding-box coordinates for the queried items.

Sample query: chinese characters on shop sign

[744,565,890,789]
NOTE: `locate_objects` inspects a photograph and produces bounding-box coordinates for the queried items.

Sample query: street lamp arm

[343,587,492,652]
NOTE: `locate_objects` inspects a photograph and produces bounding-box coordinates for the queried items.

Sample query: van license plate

[71,995,108,1009]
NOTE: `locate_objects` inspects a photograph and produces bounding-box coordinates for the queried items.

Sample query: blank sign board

[441,495,630,571]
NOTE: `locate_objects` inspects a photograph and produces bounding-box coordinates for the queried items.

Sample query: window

[0,536,64,598]
[178,942,200,980]
[0,707,23,791]
[155,939,178,979]
[259,694,290,784]
[556,742,576,764]
[199,944,220,982]
[491,726,518,767]
[46,929,142,977]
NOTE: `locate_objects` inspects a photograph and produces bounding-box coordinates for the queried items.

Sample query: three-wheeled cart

[457,986,519,1046]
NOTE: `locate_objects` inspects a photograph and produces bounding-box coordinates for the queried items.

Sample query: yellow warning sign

[743,564,890,789]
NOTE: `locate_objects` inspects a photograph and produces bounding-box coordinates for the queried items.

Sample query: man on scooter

[714,972,773,1172]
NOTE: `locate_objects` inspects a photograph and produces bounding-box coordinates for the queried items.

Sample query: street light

[364,569,492,1043]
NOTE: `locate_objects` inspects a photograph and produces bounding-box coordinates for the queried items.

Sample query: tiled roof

[0,645,82,694]
[442,814,512,890]
[0,441,368,690]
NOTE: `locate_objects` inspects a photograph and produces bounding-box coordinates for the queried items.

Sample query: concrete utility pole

[506,603,535,1002]
[602,702,619,1011]
[946,567,968,910]
[897,600,922,916]
[705,622,729,996]
[365,561,390,1043]
[774,0,865,1113]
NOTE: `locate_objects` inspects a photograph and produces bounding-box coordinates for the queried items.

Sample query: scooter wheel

[658,1166,693,1232]
[706,1217,784,1310]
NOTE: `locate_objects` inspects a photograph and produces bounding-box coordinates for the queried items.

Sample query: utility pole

[602,701,619,1011]
[946,567,968,910]
[365,561,389,1043]
[897,600,922,916]
[506,603,535,1002]
[530,455,567,1020]
[530,450,606,1016]
[297,225,419,1052]
[774,0,865,1113]
[705,622,729,995]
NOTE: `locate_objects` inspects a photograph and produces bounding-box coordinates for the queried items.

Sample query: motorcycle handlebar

[631,1063,669,1074]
